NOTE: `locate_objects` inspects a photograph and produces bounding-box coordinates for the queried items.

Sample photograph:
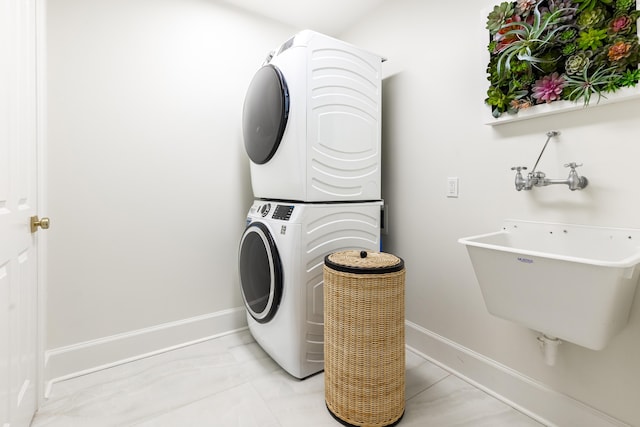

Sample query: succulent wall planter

[484,0,640,125]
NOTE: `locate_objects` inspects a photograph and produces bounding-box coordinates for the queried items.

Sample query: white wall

[46,0,294,362]
[341,0,640,425]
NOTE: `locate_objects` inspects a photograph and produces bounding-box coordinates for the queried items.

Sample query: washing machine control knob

[260,203,271,217]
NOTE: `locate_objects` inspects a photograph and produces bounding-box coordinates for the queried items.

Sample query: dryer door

[238,222,283,323]
[242,64,289,165]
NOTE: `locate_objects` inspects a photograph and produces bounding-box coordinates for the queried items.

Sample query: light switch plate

[447,177,459,198]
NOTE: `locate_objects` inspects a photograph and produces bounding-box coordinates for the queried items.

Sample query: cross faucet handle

[564,162,583,169]
[511,166,528,172]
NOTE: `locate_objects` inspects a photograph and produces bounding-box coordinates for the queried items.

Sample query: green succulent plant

[604,77,622,92]
[494,3,576,79]
[562,42,579,54]
[573,0,613,11]
[616,68,640,86]
[615,0,635,12]
[577,28,609,49]
[486,86,511,116]
[486,84,529,117]
[513,72,537,88]
[576,8,608,27]
[487,2,516,33]
[510,58,531,74]
[565,51,592,72]
[563,65,621,105]
[559,28,579,42]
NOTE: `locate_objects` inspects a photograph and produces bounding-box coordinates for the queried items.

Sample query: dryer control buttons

[260,203,271,217]
[272,205,294,221]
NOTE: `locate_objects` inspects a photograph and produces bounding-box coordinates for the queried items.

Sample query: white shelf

[484,85,640,126]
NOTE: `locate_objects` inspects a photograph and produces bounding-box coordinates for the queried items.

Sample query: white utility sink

[459,220,640,351]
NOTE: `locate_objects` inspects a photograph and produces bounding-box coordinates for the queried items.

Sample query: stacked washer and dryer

[238,30,384,379]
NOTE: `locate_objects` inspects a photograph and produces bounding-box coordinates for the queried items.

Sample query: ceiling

[219,0,388,36]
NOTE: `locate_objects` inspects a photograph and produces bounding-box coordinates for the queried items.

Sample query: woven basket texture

[324,263,405,427]
[326,251,402,271]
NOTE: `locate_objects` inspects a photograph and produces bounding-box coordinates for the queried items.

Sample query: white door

[0,0,39,426]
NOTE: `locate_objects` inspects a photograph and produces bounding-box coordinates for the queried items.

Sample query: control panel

[272,205,294,221]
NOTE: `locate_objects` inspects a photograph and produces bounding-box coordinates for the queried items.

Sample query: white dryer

[242,30,384,202]
[238,200,382,378]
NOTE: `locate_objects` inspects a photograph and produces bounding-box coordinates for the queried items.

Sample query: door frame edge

[35,0,48,409]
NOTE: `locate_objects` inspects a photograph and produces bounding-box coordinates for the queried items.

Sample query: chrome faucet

[512,163,588,191]
[564,162,589,191]
[511,131,589,192]
[511,166,528,191]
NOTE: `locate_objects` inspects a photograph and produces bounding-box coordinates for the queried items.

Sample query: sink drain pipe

[537,334,562,366]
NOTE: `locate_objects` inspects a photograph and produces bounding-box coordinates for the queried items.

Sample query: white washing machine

[242,30,384,202]
[238,200,382,378]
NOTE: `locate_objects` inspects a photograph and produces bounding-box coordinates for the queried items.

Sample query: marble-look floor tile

[401,375,543,426]
[32,330,544,427]
[42,331,259,403]
[405,349,450,400]
[32,331,280,427]
[250,369,337,427]
[133,383,279,427]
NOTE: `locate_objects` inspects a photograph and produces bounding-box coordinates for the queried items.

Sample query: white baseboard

[405,321,629,427]
[44,307,248,393]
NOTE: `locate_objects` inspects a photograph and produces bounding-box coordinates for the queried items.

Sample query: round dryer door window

[238,222,283,323]
[242,64,289,165]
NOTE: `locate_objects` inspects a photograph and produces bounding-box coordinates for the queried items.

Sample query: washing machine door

[238,221,283,323]
[242,64,289,165]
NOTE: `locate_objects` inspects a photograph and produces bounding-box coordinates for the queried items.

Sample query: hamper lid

[324,250,404,274]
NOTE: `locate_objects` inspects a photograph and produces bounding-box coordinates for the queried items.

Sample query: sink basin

[459,220,640,350]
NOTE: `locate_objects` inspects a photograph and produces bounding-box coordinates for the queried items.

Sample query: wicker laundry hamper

[324,250,406,427]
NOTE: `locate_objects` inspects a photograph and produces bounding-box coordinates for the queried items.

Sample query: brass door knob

[30,216,50,233]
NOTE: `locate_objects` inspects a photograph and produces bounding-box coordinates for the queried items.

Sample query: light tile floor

[32,330,543,426]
